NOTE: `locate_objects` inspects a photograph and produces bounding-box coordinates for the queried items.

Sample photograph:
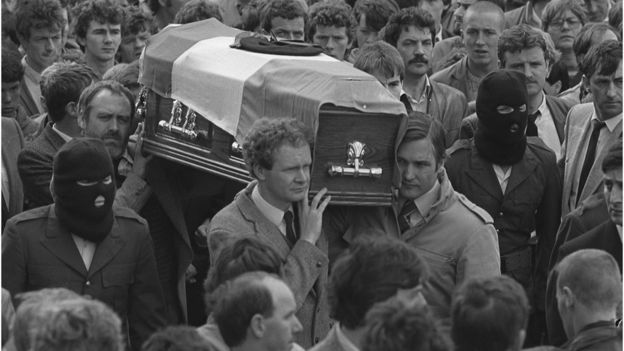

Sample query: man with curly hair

[118,5,154,64]
[15,0,66,116]
[73,0,124,76]
[308,0,355,60]
[260,0,307,40]
[207,118,330,348]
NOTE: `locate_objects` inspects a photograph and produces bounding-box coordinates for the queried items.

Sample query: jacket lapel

[580,119,623,200]
[88,217,125,276]
[465,147,503,200]
[505,147,538,195]
[545,96,565,142]
[40,205,88,277]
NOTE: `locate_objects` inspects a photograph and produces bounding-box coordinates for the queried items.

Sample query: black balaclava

[53,138,116,243]
[475,70,529,165]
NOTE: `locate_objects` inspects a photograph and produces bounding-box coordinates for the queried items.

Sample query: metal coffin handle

[157,100,201,140]
[328,141,382,178]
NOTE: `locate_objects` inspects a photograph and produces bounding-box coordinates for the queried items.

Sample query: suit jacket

[1,204,167,351]
[458,95,572,143]
[402,80,468,147]
[561,103,622,216]
[446,139,561,309]
[2,118,25,228]
[308,324,350,351]
[207,182,330,348]
[565,321,622,351]
[546,220,622,346]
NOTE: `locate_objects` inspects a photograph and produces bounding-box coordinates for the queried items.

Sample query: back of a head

[451,276,529,351]
[173,0,223,24]
[354,41,405,79]
[353,0,399,32]
[40,62,99,123]
[29,298,123,351]
[557,249,622,314]
[2,49,24,83]
[573,23,621,59]
[578,39,622,79]
[141,325,217,351]
[203,236,284,313]
[329,236,429,329]
[362,297,448,351]
[212,272,278,348]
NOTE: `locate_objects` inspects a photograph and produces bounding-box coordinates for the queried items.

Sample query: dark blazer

[446,138,561,310]
[546,220,622,346]
[1,205,167,350]
[207,182,330,348]
[2,118,25,229]
[17,124,66,209]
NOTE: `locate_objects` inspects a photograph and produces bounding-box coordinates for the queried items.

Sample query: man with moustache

[383,7,467,147]
[431,1,505,112]
[308,0,355,61]
[560,40,622,217]
[73,0,124,77]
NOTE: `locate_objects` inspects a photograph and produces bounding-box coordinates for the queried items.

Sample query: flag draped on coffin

[139,18,406,142]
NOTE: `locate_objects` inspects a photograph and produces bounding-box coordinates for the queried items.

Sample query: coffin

[138,18,407,205]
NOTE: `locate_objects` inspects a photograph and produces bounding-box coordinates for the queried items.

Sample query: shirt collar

[400,75,431,102]
[591,109,622,132]
[334,323,360,351]
[536,92,547,116]
[251,184,286,227]
[22,55,41,81]
[435,28,443,43]
[411,178,441,218]
[617,225,622,243]
[51,124,73,142]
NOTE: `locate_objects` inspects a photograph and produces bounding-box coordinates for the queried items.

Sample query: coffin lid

[139,18,406,142]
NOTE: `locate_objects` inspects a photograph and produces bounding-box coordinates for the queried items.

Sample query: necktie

[397,200,417,233]
[526,111,540,137]
[577,119,606,200]
[283,210,297,247]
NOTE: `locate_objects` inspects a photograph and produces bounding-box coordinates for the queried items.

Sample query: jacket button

[315,337,320,343]
[316,261,322,267]
[85,280,91,286]
[498,211,503,216]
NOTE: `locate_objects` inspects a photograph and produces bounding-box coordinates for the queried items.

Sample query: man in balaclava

[2,137,166,351]
[446,70,562,347]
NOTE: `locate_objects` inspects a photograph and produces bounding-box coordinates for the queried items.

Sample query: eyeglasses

[550,17,582,28]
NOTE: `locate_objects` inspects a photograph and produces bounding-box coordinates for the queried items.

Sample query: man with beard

[2,138,167,351]
[560,40,622,217]
[77,80,196,327]
[383,7,467,147]
[446,70,561,346]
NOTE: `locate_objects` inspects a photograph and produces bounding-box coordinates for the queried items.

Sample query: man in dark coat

[446,70,561,346]
[2,138,167,351]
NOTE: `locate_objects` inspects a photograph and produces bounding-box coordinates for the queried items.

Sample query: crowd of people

[0,0,622,349]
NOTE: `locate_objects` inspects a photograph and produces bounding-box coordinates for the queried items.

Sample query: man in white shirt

[207,118,331,349]
[15,0,65,116]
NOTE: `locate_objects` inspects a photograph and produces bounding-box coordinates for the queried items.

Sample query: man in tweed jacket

[207,118,331,348]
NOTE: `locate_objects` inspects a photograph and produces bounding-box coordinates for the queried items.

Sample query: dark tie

[283,210,297,247]
[526,111,540,137]
[397,200,417,233]
[577,119,606,200]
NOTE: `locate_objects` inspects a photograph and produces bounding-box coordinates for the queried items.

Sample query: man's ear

[77,113,87,131]
[581,74,589,92]
[249,314,265,338]
[254,164,266,181]
[40,96,47,112]
[65,101,78,119]
[561,286,575,308]
[76,36,86,47]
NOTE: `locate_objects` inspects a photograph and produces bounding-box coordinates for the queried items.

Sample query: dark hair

[363,298,449,351]
[260,0,307,34]
[73,0,124,39]
[579,39,622,78]
[541,0,587,32]
[329,237,429,329]
[15,0,66,42]
[147,0,161,14]
[602,139,622,173]
[102,61,140,91]
[2,50,25,83]
[307,0,355,41]
[383,6,436,47]
[573,22,621,59]
[122,5,154,37]
[354,41,405,79]
[498,24,557,67]
[141,325,217,351]
[608,1,622,35]
[242,0,269,30]
[77,80,135,123]
[401,112,447,163]
[204,237,284,312]
[174,0,223,24]
[353,0,399,32]
[213,272,277,347]
[41,63,99,123]
[557,249,622,312]
[451,276,529,351]
[242,118,311,179]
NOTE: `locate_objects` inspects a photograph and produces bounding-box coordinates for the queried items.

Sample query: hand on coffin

[298,188,331,245]
[131,122,154,180]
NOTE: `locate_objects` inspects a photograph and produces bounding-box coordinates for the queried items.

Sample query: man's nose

[326,37,335,49]
[292,317,303,333]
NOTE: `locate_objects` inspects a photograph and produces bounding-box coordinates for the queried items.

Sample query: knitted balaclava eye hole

[475,70,529,165]
[52,138,116,243]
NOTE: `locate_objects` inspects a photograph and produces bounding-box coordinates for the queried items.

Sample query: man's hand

[131,122,153,180]
[298,188,331,245]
